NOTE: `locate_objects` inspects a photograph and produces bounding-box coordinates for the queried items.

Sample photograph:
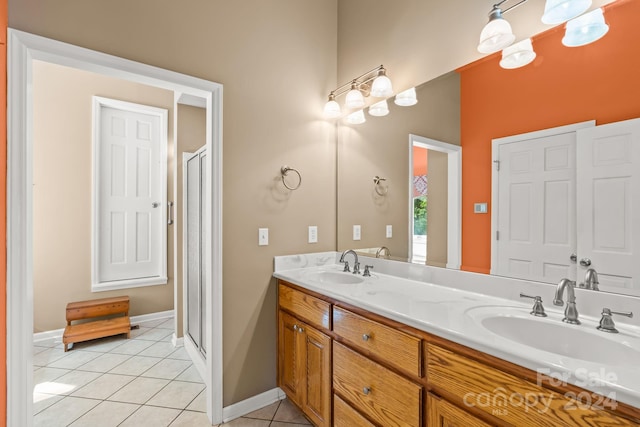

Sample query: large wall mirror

[336,0,640,298]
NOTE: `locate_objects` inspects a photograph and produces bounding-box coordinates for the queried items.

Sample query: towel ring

[281,166,302,190]
[373,176,388,196]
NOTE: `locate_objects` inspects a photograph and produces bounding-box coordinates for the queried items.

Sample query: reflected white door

[495,132,577,283]
[577,118,640,293]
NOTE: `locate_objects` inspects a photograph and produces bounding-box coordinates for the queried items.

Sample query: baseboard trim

[33,310,176,344]
[171,334,184,348]
[222,387,286,423]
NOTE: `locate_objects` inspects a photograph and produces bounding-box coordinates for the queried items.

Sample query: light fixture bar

[328,65,386,98]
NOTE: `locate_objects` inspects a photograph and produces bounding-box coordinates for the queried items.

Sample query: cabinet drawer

[333,342,421,427]
[334,394,376,427]
[279,283,330,331]
[427,343,637,427]
[333,306,421,378]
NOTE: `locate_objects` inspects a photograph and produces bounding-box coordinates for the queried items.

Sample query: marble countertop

[273,253,640,409]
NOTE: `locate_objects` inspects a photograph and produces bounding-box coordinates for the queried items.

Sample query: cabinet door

[278,310,302,405]
[427,393,491,427]
[301,324,331,427]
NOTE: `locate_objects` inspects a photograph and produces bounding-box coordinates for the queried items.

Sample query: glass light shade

[323,99,341,119]
[500,38,537,69]
[477,17,516,54]
[562,8,609,47]
[345,88,365,109]
[371,74,394,98]
[369,100,389,117]
[346,110,366,125]
[542,0,592,25]
[394,87,418,106]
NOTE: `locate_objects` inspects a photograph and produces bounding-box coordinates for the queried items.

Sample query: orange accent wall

[0,0,7,422]
[412,145,428,176]
[458,0,640,274]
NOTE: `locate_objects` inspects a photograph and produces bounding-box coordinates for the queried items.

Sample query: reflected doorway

[408,134,462,269]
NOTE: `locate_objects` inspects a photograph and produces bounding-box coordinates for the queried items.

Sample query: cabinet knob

[580,258,592,267]
[293,325,298,331]
[362,334,370,341]
[298,327,304,334]
[363,387,371,395]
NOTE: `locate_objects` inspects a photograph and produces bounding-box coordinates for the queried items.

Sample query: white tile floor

[33,317,311,427]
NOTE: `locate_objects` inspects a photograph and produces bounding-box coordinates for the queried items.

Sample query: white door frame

[7,29,224,426]
[408,134,462,269]
[490,121,595,276]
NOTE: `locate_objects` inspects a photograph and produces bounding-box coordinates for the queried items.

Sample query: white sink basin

[305,271,364,285]
[467,306,640,366]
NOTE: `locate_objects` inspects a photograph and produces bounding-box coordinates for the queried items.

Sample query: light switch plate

[308,226,318,243]
[353,225,361,241]
[258,228,269,246]
[474,203,488,214]
[386,224,393,238]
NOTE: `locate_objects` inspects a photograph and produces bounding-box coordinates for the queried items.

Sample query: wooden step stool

[63,296,131,352]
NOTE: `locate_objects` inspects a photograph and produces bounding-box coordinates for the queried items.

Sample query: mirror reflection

[336,0,640,297]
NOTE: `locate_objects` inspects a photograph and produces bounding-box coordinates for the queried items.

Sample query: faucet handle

[353,261,361,275]
[597,308,633,333]
[342,260,350,272]
[519,293,547,317]
[363,265,373,277]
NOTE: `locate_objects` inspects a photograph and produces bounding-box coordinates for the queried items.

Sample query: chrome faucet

[376,246,391,259]
[553,278,580,324]
[339,250,360,274]
[582,268,600,291]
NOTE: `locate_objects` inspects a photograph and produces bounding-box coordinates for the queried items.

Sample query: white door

[494,132,577,283]
[93,97,168,289]
[577,118,640,294]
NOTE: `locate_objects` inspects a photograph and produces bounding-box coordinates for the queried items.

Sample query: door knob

[580,258,592,267]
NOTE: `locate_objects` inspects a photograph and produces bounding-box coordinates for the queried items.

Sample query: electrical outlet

[353,225,361,241]
[308,226,318,243]
[386,224,393,238]
[258,228,269,246]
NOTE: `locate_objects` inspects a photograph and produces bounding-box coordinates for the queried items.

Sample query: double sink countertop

[273,252,640,409]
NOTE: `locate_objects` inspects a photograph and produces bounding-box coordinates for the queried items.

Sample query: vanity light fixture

[323,92,342,118]
[323,65,393,119]
[477,3,517,54]
[478,0,611,68]
[562,7,609,47]
[394,87,418,106]
[369,100,390,117]
[542,0,592,25]
[500,38,537,69]
[346,109,366,124]
[345,81,366,109]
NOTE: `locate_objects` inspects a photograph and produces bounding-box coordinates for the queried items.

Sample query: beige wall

[337,72,460,260]
[426,150,447,268]
[11,0,338,405]
[175,104,207,338]
[32,60,175,332]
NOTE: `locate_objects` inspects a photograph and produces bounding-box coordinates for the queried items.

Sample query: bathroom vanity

[274,253,640,427]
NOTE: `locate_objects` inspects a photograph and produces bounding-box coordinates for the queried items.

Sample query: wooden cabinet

[333,342,421,427]
[333,306,422,378]
[277,280,640,427]
[278,289,331,427]
[427,393,491,427]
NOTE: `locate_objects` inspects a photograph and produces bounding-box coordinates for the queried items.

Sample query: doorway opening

[7,30,223,426]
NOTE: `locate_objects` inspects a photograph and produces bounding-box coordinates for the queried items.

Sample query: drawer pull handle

[363,387,371,395]
[362,334,370,341]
